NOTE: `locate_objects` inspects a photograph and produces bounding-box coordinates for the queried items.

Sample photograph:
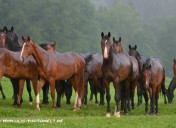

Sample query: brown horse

[142,57,166,115]
[101,32,132,117]
[0,48,38,105]
[112,37,123,53]
[0,26,33,105]
[112,37,139,110]
[20,36,85,111]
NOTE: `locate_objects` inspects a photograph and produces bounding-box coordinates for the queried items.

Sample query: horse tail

[161,68,167,104]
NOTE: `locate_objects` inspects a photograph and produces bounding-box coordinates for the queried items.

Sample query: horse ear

[129,45,131,49]
[52,42,56,46]
[101,32,104,39]
[27,36,30,41]
[11,26,14,32]
[113,37,115,42]
[108,32,111,38]
[134,45,137,49]
[3,26,8,33]
[22,36,25,41]
[119,37,121,42]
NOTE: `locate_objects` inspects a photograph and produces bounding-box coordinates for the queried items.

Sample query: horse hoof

[73,107,80,111]
[3,96,6,99]
[156,112,159,116]
[29,102,33,106]
[36,107,40,111]
[106,113,111,118]
[114,112,120,118]
[96,103,99,107]
[125,113,128,116]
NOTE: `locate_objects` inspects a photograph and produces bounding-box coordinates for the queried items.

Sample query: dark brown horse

[173,59,176,76]
[0,26,33,105]
[142,57,166,115]
[20,36,85,111]
[101,32,132,117]
[0,48,38,106]
[83,53,105,105]
[112,37,139,110]
[112,37,123,53]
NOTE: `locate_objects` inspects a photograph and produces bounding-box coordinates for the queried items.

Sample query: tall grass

[0,77,175,128]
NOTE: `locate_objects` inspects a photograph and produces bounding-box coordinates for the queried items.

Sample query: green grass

[0,77,176,128]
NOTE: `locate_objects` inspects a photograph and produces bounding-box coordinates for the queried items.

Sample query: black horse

[166,76,176,103]
[0,26,32,105]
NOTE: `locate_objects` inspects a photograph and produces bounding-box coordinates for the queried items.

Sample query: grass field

[0,77,176,128]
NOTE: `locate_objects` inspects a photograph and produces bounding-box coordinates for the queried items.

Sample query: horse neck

[168,76,176,92]
[103,46,114,64]
[32,43,49,67]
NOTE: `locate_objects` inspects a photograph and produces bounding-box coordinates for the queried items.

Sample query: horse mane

[39,43,48,50]
[84,54,93,65]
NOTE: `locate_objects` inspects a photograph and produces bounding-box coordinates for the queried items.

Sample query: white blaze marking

[104,40,108,58]
[20,43,26,61]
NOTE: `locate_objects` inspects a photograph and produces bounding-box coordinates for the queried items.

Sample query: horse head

[0,26,8,47]
[142,59,152,89]
[112,36,123,53]
[20,36,33,62]
[101,32,111,60]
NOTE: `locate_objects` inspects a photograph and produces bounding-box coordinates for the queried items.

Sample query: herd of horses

[0,26,175,117]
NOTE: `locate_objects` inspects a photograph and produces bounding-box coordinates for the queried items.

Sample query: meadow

[0,77,175,128]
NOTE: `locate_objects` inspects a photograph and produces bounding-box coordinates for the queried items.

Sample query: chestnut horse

[0,48,38,106]
[20,36,85,111]
[0,26,32,105]
[113,37,139,110]
[142,57,166,114]
[39,42,72,107]
[101,32,132,117]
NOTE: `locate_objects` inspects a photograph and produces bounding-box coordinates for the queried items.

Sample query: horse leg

[65,80,72,104]
[26,79,33,104]
[150,91,155,115]
[89,79,94,102]
[155,86,160,115]
[0,83,6,99]
[143,90,149,114]
[99,77,105,105]
[17,79,25,106]
[30,79,38,105]
[55,80,62,108]
[49,79,56,109]
[42,81,49,104]
[123,78,131,115]
[137,79,143,106]
[102,79,111,117]
[114,78,121,118]
[10,78,19,105]
[36,78,46,111]
[131,80,138,109]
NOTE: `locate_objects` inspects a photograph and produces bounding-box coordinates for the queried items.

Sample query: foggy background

[0,0,176,77]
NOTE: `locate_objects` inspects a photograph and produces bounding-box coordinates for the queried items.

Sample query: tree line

[0,0,176,76]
